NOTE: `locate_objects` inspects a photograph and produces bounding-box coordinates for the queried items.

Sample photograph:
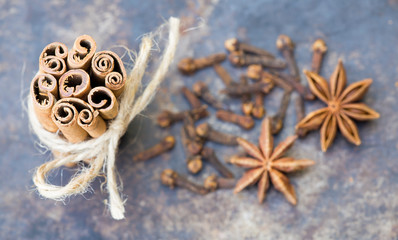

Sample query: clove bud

[271,90,292,134]
[216,110,255,129]
[224,38,275,58]
[221,79,274,97]
[201,147,234,178]
[311,39,327,74]
[133,136,175,161]
[178,53,226,75]
[204,174,236,191]
[229,50,286,69]
[196,122,238,146]
[193,81,225,110]
[161,169,208,195]
[181,86,202,109]
[156,105,208,128]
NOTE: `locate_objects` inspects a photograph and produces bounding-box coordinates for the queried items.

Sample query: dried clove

[183,112,204,155]
[276,34,299,79]
[213,64,236,87]
[133,136,176,161]
[204,174,236,191]
[252,92,265,119]
[181,86,202,109]
[161,169,208,195]
[221,79,274,97]
[271,90,292,134]
[178,53,226,75]
[193,81,225,110]
[311,39,327,74]
[216,110,255,129]
[201,147,234,178]
[239,75,254,116]
[156,105,208,128]
[195,122,238,146]
[229,50,286,69]
[181,124,203,174]
[294,94,308,137]
[270,71,315,100]
[224,38,275,58]
[247,65,293,92]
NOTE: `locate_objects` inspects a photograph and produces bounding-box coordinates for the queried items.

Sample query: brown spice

[252,92,265,119]
[221,79,274,97]
[216,110,255,129]
[201,147,234,178]
[181,86,202,109]
[296,60,380,151]
[178,53,226,75]
[133,136,176,161]
[192,81,225,110]
[239,75,254,116]
[224,38,275,58]
[271,90,292,134]
[181,124,203,174]
[204,174,236,191]
[311,39,327,74]
[161,169,208,195]
[213,64,235,87]
[196,122,238,146]
[231,117,315,204]
[276,34,299,79]
[229,50,286,69]
[156,105,208,128]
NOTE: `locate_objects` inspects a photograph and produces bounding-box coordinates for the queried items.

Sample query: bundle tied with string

[28,17,180,220]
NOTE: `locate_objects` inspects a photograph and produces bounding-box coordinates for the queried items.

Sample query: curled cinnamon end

[36,73,59,99]
[30,74,58,132]
[78,109,107,138]
[88,86,119,120]
[39,42,68,79]
[91,50,126,97]
[59,69,91,100]
[67,35,97,71]
[52,98,91,143]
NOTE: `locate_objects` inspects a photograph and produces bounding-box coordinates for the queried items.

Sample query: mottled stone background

[1,0,398,239]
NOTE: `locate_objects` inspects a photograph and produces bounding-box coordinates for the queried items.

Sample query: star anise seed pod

[296,60,380,152]
[231,117,315,205]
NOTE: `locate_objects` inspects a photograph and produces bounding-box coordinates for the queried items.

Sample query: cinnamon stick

[88,86,119,120]
[58,69,91,100]
[67,35,97,71]
[91,50,127,97]
[51,98,90,143]
[39,42,68,79]
[30,73,59,132]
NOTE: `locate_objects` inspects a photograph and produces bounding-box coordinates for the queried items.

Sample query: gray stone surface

[1,0,397,239]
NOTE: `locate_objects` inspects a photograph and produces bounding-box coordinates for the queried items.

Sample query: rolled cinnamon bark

[78,108,107,138]
[67,35,97,71]
[30,73,59,132]
[52,98,90,143]
[88,86,119,120]
[58,69,91,100]
[39,42,68,79]
[36,72,59,99]
[91,50,126,97]
[105,72,125,98]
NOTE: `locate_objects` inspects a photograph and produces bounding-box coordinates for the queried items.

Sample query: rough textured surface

[1,0,397,239]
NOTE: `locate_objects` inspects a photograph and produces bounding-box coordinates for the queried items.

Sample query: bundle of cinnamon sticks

[30,35,126,143]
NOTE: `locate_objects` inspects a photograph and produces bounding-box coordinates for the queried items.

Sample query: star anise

[231,117,315,205]
[296,60,380,152]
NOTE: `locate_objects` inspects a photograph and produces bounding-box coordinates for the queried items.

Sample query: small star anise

[296,60,380,152]
[231,117,315,205]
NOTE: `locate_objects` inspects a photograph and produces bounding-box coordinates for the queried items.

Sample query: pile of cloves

[132,35,327,195]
